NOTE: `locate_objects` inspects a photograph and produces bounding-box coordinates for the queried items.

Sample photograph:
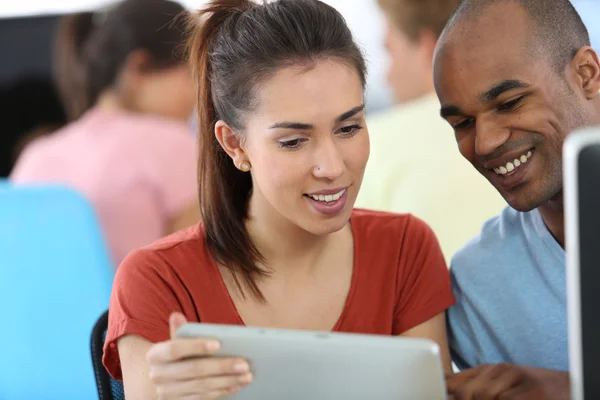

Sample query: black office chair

[91,310,125,400]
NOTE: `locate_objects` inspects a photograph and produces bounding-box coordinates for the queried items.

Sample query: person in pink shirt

[11,0,199,266]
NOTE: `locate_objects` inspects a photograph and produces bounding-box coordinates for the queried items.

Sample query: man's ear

[215,120,248,170]
[571,46,600,99]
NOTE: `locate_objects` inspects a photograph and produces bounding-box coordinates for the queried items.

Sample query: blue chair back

[0,184,114,400]
[91,311,125,400]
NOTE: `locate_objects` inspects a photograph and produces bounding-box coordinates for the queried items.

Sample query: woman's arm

[118,335,157,400]
[117,314,252,400]
[400,312,452,374]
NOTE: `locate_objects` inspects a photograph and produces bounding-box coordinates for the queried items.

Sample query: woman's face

[219,59,369,236]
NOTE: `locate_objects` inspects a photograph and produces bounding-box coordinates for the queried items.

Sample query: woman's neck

[245,194,347,277]
[95,91,129,113]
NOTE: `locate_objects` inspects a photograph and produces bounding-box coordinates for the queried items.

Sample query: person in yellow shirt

[357,0,506,262]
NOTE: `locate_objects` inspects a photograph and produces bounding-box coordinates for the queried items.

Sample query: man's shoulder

[450,206,525,278]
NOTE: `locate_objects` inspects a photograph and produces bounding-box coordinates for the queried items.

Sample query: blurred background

[1,1,598,399]
[0,1,394,177]
[2,0,599,177]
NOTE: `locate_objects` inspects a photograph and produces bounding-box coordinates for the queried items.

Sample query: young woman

[10,0,199,266]
[104,0,455,398]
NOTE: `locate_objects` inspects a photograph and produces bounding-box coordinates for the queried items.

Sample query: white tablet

[176,323,447,400]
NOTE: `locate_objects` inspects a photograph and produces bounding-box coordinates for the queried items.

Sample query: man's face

[433,2,599,212]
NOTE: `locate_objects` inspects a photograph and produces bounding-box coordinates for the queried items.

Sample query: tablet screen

[578,143,600,399]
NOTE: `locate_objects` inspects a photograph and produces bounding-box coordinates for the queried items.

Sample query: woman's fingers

[169,312,188,339]
[150,356,251,383]
[147,338,221,364]
[148,316,255,400]
[155,374,253,398]
[167,386,240,400]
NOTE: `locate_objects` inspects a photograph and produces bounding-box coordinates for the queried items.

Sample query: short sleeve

[393,216,455,334]
[446,265,480,370]
[150,126,198,217]
[102,249,183,380]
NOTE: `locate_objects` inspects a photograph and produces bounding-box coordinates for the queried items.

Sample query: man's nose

[475,115,511,156]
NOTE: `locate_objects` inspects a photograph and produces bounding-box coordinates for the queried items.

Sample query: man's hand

[446,363,570,400]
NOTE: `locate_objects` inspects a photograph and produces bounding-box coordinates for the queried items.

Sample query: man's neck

[538,191,565,248]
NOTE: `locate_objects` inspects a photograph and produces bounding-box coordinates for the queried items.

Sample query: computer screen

[565,128,600,400]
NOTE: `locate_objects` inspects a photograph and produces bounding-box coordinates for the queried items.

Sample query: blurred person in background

[10,0,199,266]
[356,0,506,262]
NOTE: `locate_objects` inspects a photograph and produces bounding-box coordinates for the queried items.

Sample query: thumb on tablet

[169,312,187,339]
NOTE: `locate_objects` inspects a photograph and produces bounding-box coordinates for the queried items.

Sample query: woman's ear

[215,120,248,170]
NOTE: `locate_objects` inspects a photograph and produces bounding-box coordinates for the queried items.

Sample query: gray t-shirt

[447,206,568,371]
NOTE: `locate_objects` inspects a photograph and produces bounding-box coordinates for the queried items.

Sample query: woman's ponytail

[53,12,96,121]
[187,0,267,300]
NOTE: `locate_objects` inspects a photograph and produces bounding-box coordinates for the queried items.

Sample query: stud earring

[239,161,251,172]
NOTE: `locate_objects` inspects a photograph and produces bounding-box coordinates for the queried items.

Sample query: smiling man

[433,0,600,398]
[356,0,506,264]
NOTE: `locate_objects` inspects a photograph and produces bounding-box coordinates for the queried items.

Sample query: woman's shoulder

[148,223,203,248]
[348,209,451,334]
[116,223,208,281]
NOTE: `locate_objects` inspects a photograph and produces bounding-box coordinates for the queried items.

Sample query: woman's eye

[277,138,306,149]
[338,124,363,136]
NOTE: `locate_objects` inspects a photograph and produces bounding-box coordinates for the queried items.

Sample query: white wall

[323,0,392,112]
[572,0,600,49]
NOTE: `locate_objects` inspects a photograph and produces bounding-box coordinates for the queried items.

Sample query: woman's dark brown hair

[187,0,367,300]
[53,0,189,120]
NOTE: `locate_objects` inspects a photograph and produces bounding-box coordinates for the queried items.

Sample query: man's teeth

[308,189,345,203]
[494,151,532,175]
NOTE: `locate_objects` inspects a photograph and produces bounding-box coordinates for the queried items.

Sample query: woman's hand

[146,313,253,399]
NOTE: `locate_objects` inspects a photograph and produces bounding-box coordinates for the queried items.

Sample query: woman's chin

[300,211,353,236]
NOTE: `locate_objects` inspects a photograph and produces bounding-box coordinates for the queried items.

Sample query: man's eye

[498,96,524,112]
[452,118,475,131]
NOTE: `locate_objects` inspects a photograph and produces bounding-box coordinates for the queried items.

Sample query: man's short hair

[378,0,462,41]
[445,0,591,72]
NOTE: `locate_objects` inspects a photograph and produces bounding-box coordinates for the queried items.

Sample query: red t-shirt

[103,209,455,380]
